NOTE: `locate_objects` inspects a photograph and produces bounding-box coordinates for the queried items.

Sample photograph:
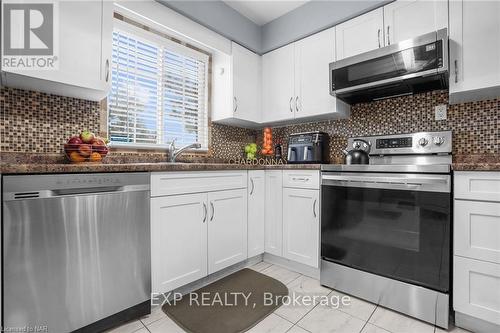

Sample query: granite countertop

[2,154,499,175]
[0,161,322,175]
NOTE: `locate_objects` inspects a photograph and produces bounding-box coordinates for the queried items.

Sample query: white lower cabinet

[283,188,320,268]
[151,171,248,294]
[265,170,283,256]
[151,193,208,294]
[207,189,248,274]
[454,171,500,329]
[455,200,500,264]
[248,171,265,257]
[454,256,500,325]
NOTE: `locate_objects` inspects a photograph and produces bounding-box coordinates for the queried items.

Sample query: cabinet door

[262,44,295,122]
[232,42,261,123]
[208,189,248,274]
[454,256,500,325]
[248,171,265,257]
[455,200,500,264]
[1,1,109,100]
[283,188,320,268]
[151,194,208,294]
[449,0,500,103]
[4,1,104,90]
[101,0,114,91]
[294,27,338,118]
[265,171,283,256]
[335,8,384,60]
[383,0,448,46]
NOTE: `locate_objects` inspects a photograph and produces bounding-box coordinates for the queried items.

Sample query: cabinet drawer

[455,200,500,264]
[283,170,320,189]
[454,256,500,325]
[151,171,247,197]
[455,172,500,202]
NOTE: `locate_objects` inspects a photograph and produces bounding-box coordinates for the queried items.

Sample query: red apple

[80,130,95,143]
[67,136,83,145]
[92,138,106,153]
[98,146,109,157]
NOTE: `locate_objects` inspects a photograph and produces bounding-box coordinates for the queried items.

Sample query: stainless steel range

[320,130,452,328]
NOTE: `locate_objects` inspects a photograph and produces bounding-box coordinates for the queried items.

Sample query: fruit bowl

[64,143,109,163]
[63,131,109,163]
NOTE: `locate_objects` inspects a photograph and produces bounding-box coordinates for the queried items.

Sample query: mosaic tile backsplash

[268,90,499,163]
[1,87,499,163]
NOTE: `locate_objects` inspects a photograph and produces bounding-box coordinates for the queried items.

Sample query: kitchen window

[107,20,209,150]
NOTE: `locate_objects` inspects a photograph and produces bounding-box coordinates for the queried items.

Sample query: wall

[158,0,390,54]
[0,87,255,163]
[262,90,499,163]
[159,0,262,53]
[261,0,390,53]
[2,88,498,164]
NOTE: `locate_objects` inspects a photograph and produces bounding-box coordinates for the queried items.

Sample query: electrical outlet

[435,104,447,121]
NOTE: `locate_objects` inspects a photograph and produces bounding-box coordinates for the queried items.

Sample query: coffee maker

[287,132,329,164]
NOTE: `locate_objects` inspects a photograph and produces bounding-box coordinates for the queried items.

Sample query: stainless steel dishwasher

[2,173,151,332]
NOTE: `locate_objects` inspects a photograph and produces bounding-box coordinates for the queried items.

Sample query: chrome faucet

[168,139,201,162]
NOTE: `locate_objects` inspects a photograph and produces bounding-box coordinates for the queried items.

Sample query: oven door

[321,172,451,293]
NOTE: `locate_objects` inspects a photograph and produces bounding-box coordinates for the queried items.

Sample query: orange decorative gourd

[262,127,273,156]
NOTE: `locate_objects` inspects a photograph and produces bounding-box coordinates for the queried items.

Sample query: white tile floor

[107,262,472,333]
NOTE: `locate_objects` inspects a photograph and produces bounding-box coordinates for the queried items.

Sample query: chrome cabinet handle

[295,96,299,112]
[210,202,215,221]
[454,60,458,83]
[105,59,110,82]
[292,177,309,181]
[233,96,238,112]
[313,199,317,218]
[289,97,293,112]
[387,26,390,45]
[250,178,255,195]
[202,202,207,223]
[377,29,381,48]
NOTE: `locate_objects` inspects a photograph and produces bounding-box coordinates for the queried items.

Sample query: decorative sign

[228,158,286,166]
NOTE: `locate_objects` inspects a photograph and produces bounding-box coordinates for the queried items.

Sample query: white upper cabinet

[262,29,349,123]
[383,0,448,46]
[207,189,248,274]
[336,1,449,61]
[232,43,262,123]
[212,43,262,127]
[1,0,112,101]
[262,43,296,123]
[294,27,349,119]
[335,8,384,60]
[449,0,500,104]
[248,171,265,258]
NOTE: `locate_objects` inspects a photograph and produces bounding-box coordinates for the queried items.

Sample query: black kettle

[343,139,370,165]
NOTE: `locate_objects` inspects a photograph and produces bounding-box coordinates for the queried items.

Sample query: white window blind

[108,21,209,149]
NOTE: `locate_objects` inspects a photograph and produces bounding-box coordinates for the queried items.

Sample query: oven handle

[322,174,450,193]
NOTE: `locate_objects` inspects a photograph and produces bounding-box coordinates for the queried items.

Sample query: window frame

[108,19,210,151]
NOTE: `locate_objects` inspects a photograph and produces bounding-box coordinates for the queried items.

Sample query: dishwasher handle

[52,186,125,196]
[4,184,149,201]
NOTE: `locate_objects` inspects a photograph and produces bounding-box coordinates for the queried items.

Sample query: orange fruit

[90,152,102,162]
[69,151,86,163]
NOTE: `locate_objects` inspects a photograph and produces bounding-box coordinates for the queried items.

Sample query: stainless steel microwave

[330,29,448,104]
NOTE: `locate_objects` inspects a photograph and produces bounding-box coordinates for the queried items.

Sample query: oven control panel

[376,137,413,149]
[348,131,452,155]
